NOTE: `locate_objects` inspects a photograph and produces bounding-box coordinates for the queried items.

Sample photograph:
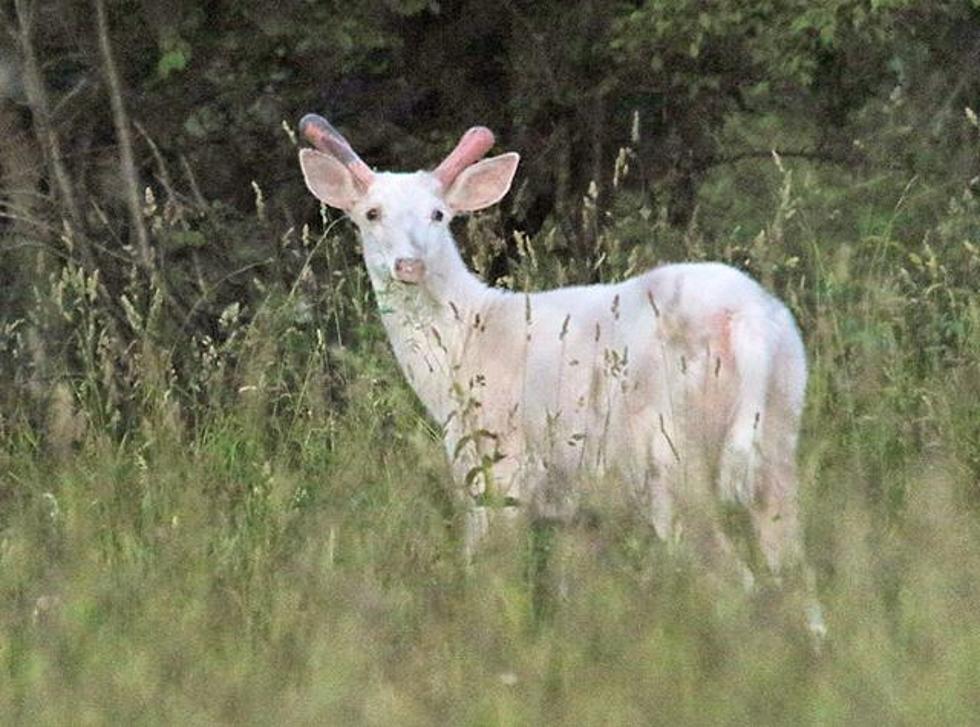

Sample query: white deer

[297,114,825,638]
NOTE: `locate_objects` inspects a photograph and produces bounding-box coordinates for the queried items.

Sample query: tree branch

[13,0,87,246]
[699,147,857,173]
[93,0,153,270]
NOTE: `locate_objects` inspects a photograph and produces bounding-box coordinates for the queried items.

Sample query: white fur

[300,146,825,640]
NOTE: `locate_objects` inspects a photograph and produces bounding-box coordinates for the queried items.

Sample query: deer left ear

[444,153,520,213]
[299,148,363,210]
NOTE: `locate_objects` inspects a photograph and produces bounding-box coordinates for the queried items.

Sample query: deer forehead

[359,171,445,214]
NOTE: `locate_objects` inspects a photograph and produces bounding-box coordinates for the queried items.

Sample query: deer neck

[368,240,495,424]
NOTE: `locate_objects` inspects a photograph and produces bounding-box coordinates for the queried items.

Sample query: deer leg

[753,403,827,642]
[716,313,773,507]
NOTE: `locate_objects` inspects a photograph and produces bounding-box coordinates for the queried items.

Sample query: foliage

[2,147,980,720]
[1,0,980,722]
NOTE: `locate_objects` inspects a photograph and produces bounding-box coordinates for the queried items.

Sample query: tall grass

[1,156,979,724]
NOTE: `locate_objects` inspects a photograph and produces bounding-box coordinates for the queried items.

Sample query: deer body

[298,115,824,639]
[378,248,802,544]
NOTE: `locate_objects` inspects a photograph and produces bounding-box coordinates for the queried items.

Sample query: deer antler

[432,126,495,188]
[299,114,374,190]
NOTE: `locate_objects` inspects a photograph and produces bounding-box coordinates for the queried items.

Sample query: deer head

[298,114,520,287]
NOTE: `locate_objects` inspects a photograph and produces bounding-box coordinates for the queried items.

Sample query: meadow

[2,151,979,725]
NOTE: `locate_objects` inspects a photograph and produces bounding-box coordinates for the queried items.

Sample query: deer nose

[393,257,426,284]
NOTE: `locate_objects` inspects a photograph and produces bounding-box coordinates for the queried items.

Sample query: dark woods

[1,0,979,435]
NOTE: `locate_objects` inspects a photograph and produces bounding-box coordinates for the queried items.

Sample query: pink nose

[394,258,426,284]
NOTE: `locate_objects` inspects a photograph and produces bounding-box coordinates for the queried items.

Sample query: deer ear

[299,148,363,210]
[444,152,520,213]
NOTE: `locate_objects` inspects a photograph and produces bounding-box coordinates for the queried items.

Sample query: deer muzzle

[393,258,426,284]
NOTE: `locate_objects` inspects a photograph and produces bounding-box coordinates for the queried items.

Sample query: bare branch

[699,147,857,173]
[93,0,153,270]
[13,0,86,243]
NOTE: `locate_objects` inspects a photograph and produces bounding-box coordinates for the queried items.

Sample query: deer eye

[365,207,381,222]
[431,209,444,222]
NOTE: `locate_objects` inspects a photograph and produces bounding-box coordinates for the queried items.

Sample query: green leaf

[157,33,192,79]
[157,49,188,78]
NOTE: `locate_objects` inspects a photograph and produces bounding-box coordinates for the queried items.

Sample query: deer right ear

[444,152,520,213]
[299,149,363,210]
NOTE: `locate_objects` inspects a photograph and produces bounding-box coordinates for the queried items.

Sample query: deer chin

[393,258,426,284]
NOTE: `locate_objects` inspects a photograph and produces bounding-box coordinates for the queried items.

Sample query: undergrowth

[1,155,979,724]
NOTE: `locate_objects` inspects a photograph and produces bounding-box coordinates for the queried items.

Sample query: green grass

[1,164,979,724]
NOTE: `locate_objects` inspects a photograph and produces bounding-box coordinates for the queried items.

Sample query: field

[2,157,979,725]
